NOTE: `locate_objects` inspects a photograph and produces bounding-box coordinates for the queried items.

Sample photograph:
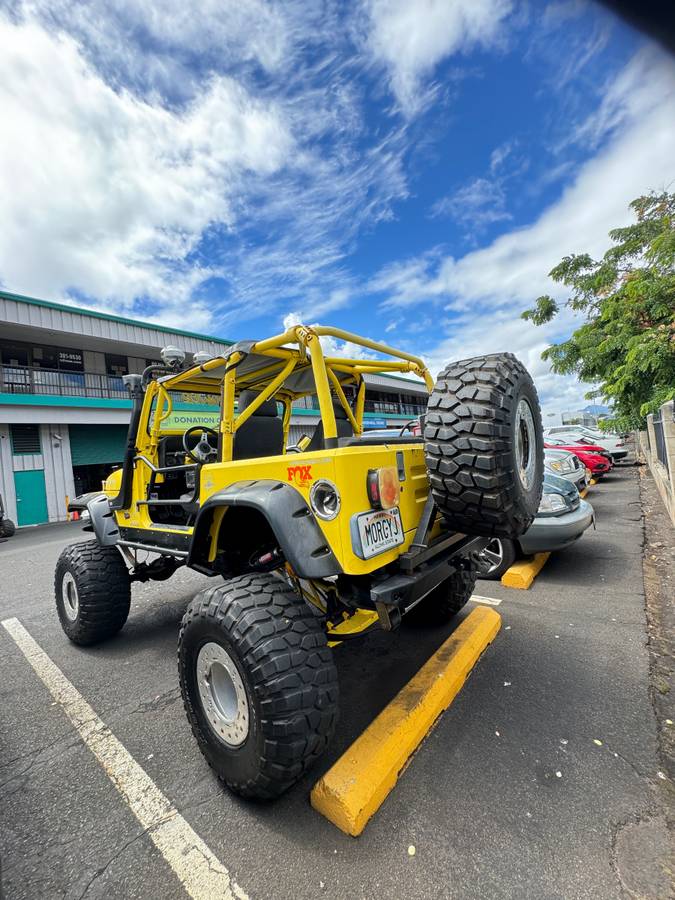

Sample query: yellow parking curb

[580,486,588,498]
[501,552,550,589]
[310,606,501,836]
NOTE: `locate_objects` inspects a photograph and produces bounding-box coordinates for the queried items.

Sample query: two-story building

[0,290,428,527]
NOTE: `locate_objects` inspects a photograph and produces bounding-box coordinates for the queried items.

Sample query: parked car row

[362,419,626,581]
[479,426,628,579]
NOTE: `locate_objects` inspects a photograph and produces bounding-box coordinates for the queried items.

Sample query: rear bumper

[369,534,489,612]
[519,500,594,555]
[611,450,628,460]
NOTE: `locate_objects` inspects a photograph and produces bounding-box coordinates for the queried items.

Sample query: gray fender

[86,494,121,547]
[189,479,341,578]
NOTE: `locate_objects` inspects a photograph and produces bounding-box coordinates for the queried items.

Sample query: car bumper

[547,469,587,491]
[611,450,628,460]
[519,499,594,555]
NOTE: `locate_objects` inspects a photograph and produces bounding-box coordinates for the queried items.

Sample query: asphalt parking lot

[0,464,671,899]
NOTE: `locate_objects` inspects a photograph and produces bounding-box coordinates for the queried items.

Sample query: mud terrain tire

[425,353,544,538]
[55,540,131,644]
[178,573,338,800]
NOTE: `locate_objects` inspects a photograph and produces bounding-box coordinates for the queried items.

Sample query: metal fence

[0,364,128,399]
[653,410,668,471]
[292,395,426,417]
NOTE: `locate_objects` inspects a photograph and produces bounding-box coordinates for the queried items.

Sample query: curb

[310,606,502,836]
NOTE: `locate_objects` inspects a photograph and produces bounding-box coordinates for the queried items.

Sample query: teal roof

[0,289,232,347]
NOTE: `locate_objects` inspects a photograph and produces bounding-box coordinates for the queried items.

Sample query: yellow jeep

[56,324,544,798]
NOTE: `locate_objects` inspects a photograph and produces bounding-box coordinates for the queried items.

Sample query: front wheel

[178,573,339,799]
[55,541,131,645]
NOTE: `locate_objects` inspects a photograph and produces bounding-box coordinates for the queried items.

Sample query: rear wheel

[55,541,131,645]
[479,537,517,580]
[410,566,477,624]
[178,573,338,799]
[425,353,544,538]
[0,518,15,538]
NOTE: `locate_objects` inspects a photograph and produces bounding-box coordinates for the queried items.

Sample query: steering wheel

[182,426,219,464]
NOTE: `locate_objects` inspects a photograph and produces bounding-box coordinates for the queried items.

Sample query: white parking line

[1,617,247,900]
[470,594,502,607]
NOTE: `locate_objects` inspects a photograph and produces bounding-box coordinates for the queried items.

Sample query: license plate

[355,508,404,559]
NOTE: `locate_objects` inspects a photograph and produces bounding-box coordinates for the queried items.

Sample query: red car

[544,440,613,477]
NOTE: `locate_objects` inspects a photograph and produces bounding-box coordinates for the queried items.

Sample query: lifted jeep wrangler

[55,324,543,798]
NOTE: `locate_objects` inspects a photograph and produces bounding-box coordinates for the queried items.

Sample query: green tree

[522,191,675,430]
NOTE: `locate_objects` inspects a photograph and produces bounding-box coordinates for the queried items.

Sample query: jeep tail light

[367,466,400,509]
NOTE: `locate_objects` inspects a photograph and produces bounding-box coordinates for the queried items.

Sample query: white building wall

[41,424,76,522]
[9,453,44,471]
[0,405,132,425]
[0,424,17,524]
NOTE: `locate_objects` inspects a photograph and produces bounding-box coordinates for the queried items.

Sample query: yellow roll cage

[150,324,433,461]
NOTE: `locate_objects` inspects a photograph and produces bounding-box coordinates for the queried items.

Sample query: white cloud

[0,8,411,330]
[21,0,294,99]
[430,176,512,228]
[370,47,675,408]
[364,0,512,115]
[0,16,291,327]
[429,138,527,231]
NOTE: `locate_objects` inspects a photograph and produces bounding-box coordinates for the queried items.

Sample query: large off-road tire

[410,566,477,624]
[54,541,131,645]
[0,519,15,538]
[178,573,339,800]
[425,353,544,538]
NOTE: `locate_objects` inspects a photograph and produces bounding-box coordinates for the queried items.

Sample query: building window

[57,349,84,372]
[10,424,41,455]
[105,354,129,376]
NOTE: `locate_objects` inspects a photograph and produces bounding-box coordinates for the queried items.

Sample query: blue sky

[1,0,674,412]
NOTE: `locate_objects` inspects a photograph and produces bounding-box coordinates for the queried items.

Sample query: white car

[544,448,587,492]
[544,426,627,461]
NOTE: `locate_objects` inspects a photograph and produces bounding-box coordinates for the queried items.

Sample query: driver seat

[233,390,284,461]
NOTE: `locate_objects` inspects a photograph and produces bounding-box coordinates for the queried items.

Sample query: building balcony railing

[292,396,427,418]
[0,364,129,400]
[0,363,430,416]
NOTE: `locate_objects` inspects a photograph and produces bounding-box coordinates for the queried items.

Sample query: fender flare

[188,479,341,578]
[86,494,121,546]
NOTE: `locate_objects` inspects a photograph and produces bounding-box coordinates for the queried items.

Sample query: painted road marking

[311,606,502,836]
[470,594,502,606]
[1,617,247,900]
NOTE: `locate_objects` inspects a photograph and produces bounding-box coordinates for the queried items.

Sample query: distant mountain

[581,404,611,415]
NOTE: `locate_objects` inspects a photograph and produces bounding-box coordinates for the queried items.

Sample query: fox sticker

[287,465,313,488]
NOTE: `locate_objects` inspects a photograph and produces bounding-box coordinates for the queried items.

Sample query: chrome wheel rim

[61,572,79,621]
[197,642,249,747]
[482,539,504,574]
[515,399,537,491]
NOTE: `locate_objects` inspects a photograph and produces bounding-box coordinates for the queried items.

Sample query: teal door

[14,470,49,526]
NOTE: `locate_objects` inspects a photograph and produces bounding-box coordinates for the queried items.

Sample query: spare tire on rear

[424,353,543,539]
